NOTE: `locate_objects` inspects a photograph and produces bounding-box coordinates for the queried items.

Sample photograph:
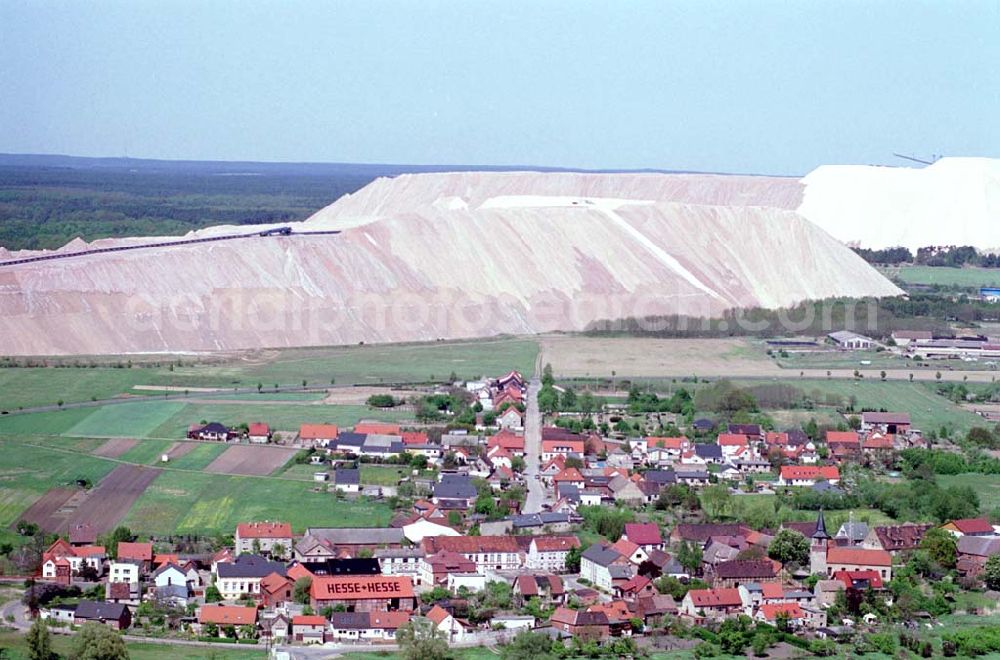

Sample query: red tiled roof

[717,434,749,446]
[401,431,429,445]
[611,538,640,559]
[422,535,521,555]
[261,572,292,594]
[624,523,662,546]
[299,423,339,440]
[688,588,742,608]
[832,570,884,590]
[426,605,451,626]
[516,575,540,596]
[287,563,313,581]
[950,518,994,534]
[863,434,894,449]
[248,423,270,436]
[532,536,581,552]
[760,582,784,599]
[827,547,891,567]
[542,439,586,453]
[553,468,584,483]
[487,430,525,451]
[368,611,411,630]
[619,575,652,593]
[117,542,153,562]
[765,432,789,446]
[759,603,804,621]
[826,431,859,444]
[780,465,840,481]
[292,615,327,626]
[237,521,292,539]
[647,436,688,450]
[310,576,414,600]
[199,605,258,625]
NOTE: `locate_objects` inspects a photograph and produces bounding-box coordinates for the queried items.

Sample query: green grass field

[937,473,1000,513]
[64,400,186,438]
[0,439,116,528]
[0,368,153,411]
[0,337,539,411]
[0,407,97,436]
[0,400,411,441]
[162,442,230,471]
[881,265,1000,289]
[0,630,265,660]
[744,378,983,433]
[360,464,413,486]
[167,338,540,387]
[148,402,410,437]
[729,494,896,529]
[122,470,394,535]
[117,439,177,465]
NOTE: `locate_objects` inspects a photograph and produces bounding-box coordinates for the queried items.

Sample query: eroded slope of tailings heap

[0,171,901,355]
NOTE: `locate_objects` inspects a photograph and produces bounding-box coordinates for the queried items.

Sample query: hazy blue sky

[1,1,998,174]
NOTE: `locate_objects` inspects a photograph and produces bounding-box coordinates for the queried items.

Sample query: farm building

[828,330,874,350]
[310,575,416,612]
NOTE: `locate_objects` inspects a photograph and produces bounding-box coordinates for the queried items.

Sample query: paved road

[522,377,548,514]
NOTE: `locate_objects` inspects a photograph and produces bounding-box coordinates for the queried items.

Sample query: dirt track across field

[92,438,139,458]
[204,445,296,476]
[16,488,79,533]
[72,465,162,534]
[539,336,781,378]
[538,335,997,383]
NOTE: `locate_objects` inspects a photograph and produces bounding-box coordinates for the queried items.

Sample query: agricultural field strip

[7,437,308,482]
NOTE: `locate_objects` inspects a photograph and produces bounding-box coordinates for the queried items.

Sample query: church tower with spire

[810,508,831,576]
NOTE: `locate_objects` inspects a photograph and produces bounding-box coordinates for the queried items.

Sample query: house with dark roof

[679,588,742,622]
[296,527,405,561]
[694,444,723,464]
[957,536,1000,578]
[187,422,234,441]
[514,574,566,605]
[549,606,610,638]
[835,521,869,546]
[860,411,911,435]
[216,554,287,600]
[329,611,371,641]
[862,524,932,555]
[692,419,716,433]
[675,469,710,486]
[671,523,750,544]
[728,423,762,440]
[433,475,478,507]
[712,559,778,588]
[334,468,361,493]
[333,432,367,453]
[74,601,131,630]
[580,544,633,591]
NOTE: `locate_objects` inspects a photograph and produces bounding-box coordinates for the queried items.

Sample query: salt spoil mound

[0,171,900,355]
